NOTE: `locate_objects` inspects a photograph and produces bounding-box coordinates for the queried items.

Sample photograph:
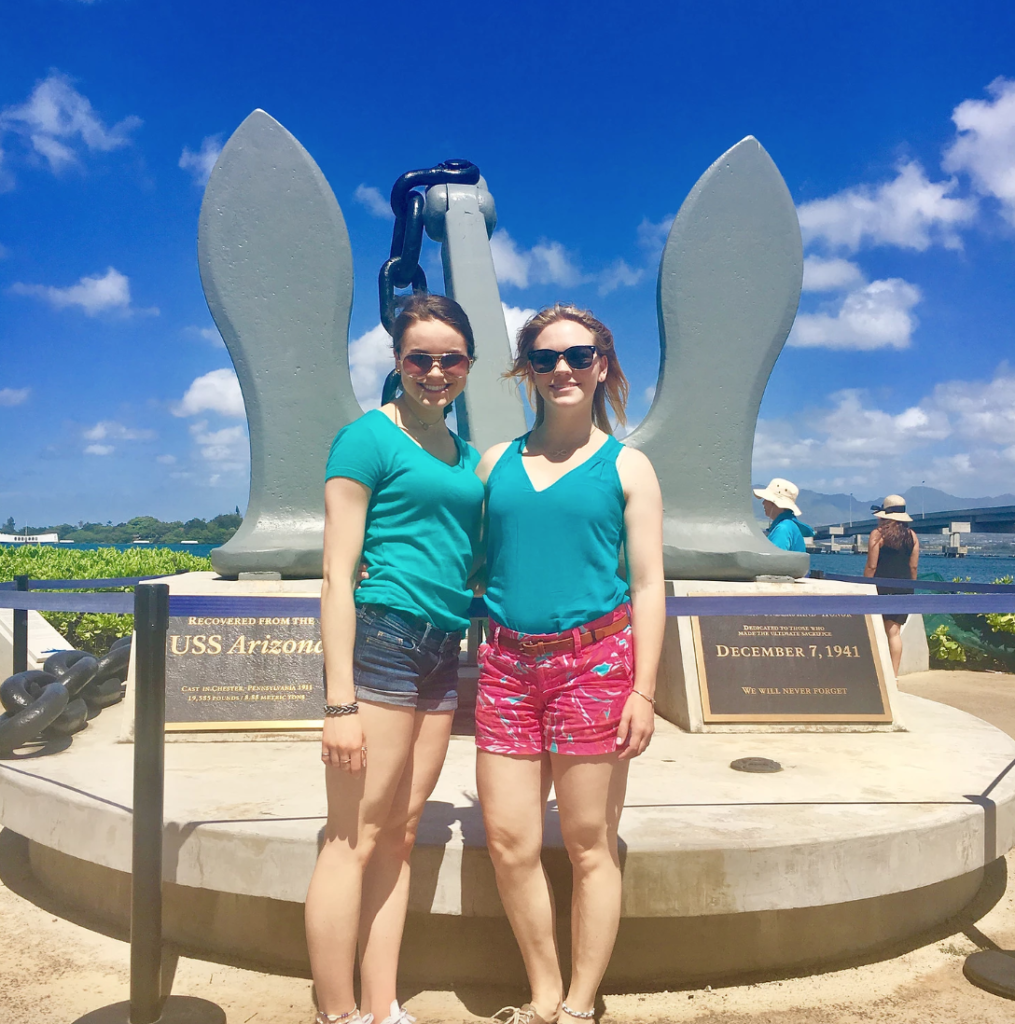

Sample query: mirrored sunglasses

[527,345,599,374]
[401,352,473,377]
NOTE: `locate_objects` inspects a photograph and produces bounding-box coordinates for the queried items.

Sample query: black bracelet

[324,702,359,717]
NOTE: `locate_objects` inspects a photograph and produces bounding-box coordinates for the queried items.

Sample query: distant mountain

[752,486,1015,527]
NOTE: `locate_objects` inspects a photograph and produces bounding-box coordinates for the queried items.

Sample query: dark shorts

[351,604,461,712]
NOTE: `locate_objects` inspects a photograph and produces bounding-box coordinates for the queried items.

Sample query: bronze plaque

[164,613,322,731]
[692,614,891,723]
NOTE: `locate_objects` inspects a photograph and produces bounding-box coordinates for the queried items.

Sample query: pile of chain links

[377,159,480,333]
[0,636,129,756]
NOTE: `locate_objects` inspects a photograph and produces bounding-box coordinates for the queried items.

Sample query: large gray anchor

[199,113,803,581]
[625,137,809,581]
[199,110,524,577]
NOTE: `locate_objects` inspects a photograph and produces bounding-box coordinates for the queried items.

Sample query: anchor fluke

[198,110,359,578]
[626,137,808,580]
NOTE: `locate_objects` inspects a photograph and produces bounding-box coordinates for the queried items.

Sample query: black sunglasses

[526,345,599,374]
[400,352,473,377]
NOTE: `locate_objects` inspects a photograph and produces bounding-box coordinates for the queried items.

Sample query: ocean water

[809,552,1015,584]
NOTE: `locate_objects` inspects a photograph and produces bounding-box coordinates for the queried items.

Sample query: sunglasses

[400,352,473,377]
[526,345,599,374]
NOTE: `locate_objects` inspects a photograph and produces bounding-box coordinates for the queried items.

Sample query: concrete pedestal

[2,694,1014,987]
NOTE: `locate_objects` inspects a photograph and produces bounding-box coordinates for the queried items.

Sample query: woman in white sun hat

[864,495,920,675]
[753,478,814,552]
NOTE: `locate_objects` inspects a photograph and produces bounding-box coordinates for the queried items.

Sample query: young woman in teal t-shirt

[476,305,665,1024]
[305,295,483,1024]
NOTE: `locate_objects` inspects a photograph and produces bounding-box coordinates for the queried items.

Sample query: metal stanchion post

[130,583,170,1024]
[13,575,29,674]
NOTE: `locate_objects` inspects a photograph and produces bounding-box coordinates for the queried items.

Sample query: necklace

[397,398,442,434]
[530,427,593,459]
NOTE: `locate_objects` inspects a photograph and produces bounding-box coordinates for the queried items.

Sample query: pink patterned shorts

[476,605,634,756]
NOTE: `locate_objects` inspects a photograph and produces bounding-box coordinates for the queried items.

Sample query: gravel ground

[3,668,1015,1023]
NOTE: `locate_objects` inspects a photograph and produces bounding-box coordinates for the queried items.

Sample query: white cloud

[489,230,582,288]
[753,366,1015,496]
[172,368,245,418]
[489,230,531,288]
[156,454,177,465]
[9,266,156,317]
[0,387,30,407]
[789,278,921,350]
[354,184,393,220]
[83,420,155,442]
[184,324,225,348]
[349,323,393,411]
[636,215,674,259]
[190,421,246,463]
[598,259,643,295]
[944,77,1015,225]
[797,162,976,253]
[501,302,537,357]
[928,365,1015,444]
[179,135,222,186]
[84,443,114,456]
[0,71,140,185]
[801,256,864,292]
[0,242,9,259]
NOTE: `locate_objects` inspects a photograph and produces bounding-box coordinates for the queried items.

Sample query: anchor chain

[377,159,480,334]
[0,635,130,756]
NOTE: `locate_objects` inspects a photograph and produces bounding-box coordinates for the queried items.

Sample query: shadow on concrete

[0,827,128,942]
[71,996,225,1024]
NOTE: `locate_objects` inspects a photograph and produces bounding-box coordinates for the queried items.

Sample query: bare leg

[885,618,903,675]
[551,753,629,1018]
[477,750,561,1018]
[305,702,416,1017]
[358,709,454,1021]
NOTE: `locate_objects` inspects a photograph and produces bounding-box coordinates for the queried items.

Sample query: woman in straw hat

[753,477,814,552]
[863,495,920,674]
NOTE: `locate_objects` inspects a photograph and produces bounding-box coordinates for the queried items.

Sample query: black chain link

[378,159,480,334]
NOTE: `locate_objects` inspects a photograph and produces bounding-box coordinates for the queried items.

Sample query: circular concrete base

[3,694,1015,987]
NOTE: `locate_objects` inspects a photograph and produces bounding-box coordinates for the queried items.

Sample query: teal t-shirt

[483,434,630,634]
[766,510,814,552]
[325,410,483,632]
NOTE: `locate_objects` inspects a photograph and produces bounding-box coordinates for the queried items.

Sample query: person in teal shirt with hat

[754,477,814,552]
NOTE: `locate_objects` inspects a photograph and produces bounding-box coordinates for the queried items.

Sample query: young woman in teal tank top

[305,295,483,1024]
[475,305,665,1024]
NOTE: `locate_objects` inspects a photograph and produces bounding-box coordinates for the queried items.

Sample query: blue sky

[2,0,1015,525]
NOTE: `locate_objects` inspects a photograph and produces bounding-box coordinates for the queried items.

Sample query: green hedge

[926,575,1015,672]
[1,547,212,655]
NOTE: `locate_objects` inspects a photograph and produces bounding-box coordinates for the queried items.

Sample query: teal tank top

[483,433,629,634]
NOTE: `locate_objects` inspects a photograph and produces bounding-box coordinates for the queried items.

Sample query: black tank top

[874,530,914,595]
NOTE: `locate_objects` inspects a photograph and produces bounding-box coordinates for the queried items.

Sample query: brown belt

[494,612,630,657]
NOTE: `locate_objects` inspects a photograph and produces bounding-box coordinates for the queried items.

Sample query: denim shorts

[352,604,461,712]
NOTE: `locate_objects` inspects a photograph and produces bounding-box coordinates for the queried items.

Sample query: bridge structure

[813,505,1015,541]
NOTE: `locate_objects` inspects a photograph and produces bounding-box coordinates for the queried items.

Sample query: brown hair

[391,293,475,358]
[505,304,629,433]
[877,520,915,552]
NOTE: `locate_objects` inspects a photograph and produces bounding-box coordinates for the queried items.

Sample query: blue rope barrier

[666,594,1015,616]
[17,574,167,589]
[0,589,1010,619]
[811,570,1015,593]
[0,592,135,613]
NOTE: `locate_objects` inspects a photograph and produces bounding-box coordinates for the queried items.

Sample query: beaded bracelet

[324,702,359,717]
